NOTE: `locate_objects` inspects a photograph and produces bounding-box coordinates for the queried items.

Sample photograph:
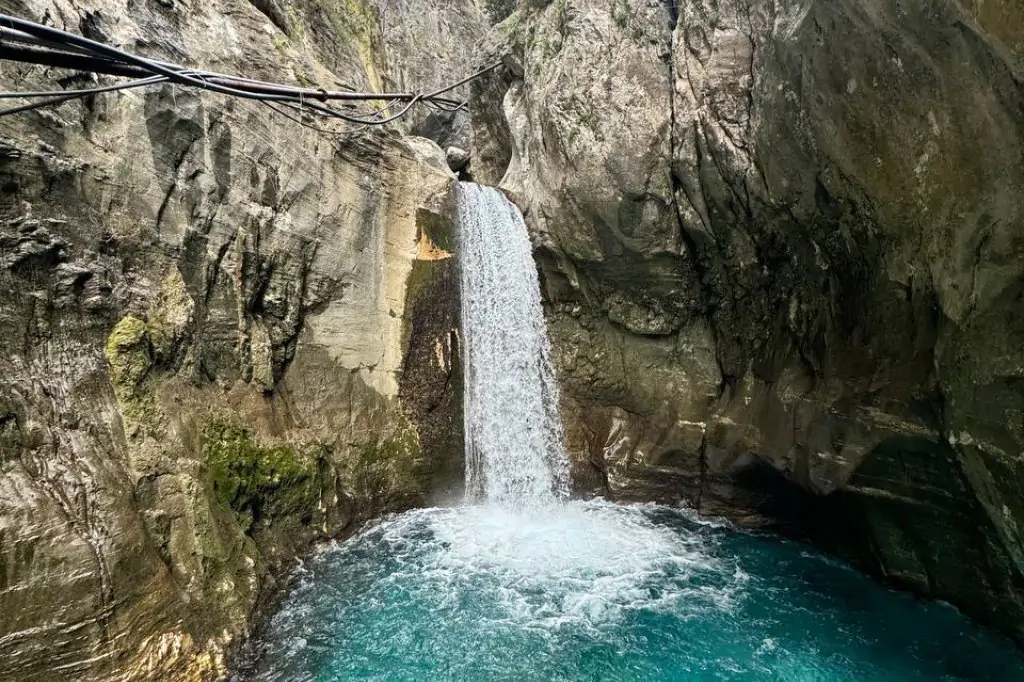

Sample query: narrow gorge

[0,0,1022,680]
[240,179,1024,681]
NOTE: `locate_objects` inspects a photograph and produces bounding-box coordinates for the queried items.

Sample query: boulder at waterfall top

[470,0,1024,648]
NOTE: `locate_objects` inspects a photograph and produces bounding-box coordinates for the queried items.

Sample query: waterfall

[456,182,570,510]
[251,182,1024,682]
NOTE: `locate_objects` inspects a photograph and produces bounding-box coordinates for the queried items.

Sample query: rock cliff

[3,0,1024,676]
[0,0,481,679]
[472,0,1024,645]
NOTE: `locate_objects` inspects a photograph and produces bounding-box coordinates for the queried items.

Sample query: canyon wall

[0,0,481,679]
[471,0,1024,645]
[3,0,1024,676]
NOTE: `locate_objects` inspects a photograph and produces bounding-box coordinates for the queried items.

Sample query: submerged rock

[471,0,1024,645]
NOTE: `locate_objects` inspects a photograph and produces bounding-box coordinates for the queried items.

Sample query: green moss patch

[105,315,161,434]
[105,271,195,437]
[147,268,194,360]
[202,420,321,524]
[106,315,151,388]
[345,419,423,509]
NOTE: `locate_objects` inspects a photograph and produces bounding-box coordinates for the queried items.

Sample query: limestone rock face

[0,0,479,679]
[473,0,1024,643]
[376,0,491,159]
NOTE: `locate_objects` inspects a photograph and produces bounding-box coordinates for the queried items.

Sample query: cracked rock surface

[472,0,1024,644]
[0,0,484,679]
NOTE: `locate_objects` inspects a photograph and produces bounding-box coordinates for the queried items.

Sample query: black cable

[0,14,311,101]
[0,13,502,125]
[0,75,408,122]
[0,75,177,115]
[261,101,348,135]
[0,74,165,98]
[0,92,80,115]
[0,38,160,80]
[0,40,466,117]
[0,16,468,107]
[422,62,502,100]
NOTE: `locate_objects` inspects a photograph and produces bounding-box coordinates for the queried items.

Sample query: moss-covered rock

[105,315,161,436]
[343,418,423,512]
[105,315,151,388]
[147,268,195,362]
[202,420,321,525]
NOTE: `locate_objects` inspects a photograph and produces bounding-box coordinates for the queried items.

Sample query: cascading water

[241,185,1024,682]
[456,182,569,509]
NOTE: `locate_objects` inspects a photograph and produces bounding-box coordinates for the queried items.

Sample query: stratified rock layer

[472,0,1024,644]
[0,0,481,679]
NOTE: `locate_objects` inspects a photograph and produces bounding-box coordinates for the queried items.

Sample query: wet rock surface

[471,0,1024,645]
[0,0,481,679]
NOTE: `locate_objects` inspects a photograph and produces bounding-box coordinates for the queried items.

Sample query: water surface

[241,500,1024,681]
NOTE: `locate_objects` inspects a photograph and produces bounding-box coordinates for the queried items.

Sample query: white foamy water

[245,497,1024,682]
[456,183,570,510]
[333,501,737,632]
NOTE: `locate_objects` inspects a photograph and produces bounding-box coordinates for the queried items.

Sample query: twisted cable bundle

[0,13,499,127]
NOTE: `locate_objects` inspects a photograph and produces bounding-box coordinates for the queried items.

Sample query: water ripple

[240,501,1024,682]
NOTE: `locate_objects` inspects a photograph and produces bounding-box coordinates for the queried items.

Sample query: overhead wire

[0,75,169,115]
[0,74,167,98]
[0,16,484,107]
[0,13,501,126]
